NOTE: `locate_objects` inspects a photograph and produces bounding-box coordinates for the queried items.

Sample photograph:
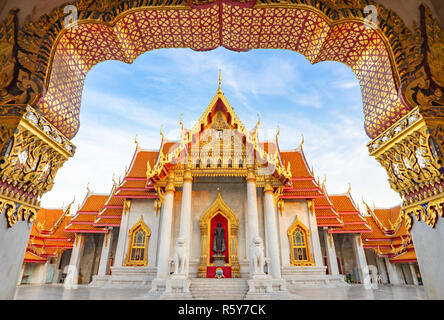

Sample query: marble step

[190,279,249,299]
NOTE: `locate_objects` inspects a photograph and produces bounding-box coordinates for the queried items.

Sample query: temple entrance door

[198,193,240,278]
[207,212,231,278]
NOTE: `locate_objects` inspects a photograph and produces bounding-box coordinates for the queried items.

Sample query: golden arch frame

[287,216,315,266]
[198,192,241,278]
[124,216,151,266]
[4,0,435,142]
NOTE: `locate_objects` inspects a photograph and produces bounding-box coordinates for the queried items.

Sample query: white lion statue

[173,237,187,275]
[251,236,265,275]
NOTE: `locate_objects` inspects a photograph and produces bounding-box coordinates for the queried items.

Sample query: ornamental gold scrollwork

[403,197,444,231]
[0,105,74,208]
[370,107,443,209]
[403,4,444,109]
[0,198,37,228]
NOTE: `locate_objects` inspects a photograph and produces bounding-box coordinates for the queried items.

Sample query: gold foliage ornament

[403,197,444,232]
[0,197,37,228]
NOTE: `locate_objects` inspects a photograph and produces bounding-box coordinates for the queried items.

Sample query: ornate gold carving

[403,194,444,231]
[0,105,75,213]
[404,4,444,109]
[277,199,285,216]
[123,199,131,216]
[369,107,443,212]
[198,193,240,278]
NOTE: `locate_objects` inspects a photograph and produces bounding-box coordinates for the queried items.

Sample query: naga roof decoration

[362,203,416,263]
[25,206,74,263]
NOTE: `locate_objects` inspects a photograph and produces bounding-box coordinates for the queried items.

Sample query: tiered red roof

[94,182,124,227]
[328,192,371,234]
[117,147,159,199]
[362,205,416,263]
[279,147,343,228]
[64,193,108,233]
[24,207,74,263]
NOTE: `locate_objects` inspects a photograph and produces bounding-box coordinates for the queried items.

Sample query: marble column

[156,173,175,279]
[384,257,402,285]
[323,229,339,275]
[351,234,370,285]
[64,234,85,289]
[263,182,281,279]
[174,166,192,277]
[52,255,62,284]
[376,256,389,284]
[246,167,263,276]
[409,263,419,285]
[114,200,131,267]
[307,200,324,267]
[97,228,113,276]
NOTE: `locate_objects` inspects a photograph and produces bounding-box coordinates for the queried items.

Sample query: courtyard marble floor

[13,283,426,300]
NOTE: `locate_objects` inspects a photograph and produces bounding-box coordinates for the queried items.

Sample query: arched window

[196,159,200,168]
[217,159,222,168]
[238,159,243,168]
[124,217,151,266]
[228,158,232,168]
[287,217,314,266]
[206,159,211,168]
[291,228,307,261]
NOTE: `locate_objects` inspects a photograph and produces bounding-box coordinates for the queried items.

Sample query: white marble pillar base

[147,278,167,297]
[244,277,294,300]
[160,278,193,299]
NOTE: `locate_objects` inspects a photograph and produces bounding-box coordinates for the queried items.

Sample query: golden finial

[86,182,90,193]
[179,114,184,129]
[299,134,304,148]
[347,183,351,193]
[134,134,139,148]
[321,175,327,191]
[112,173,116,185]
[275,126,280,142]
[160,125,165,141]
[218,69,222,92]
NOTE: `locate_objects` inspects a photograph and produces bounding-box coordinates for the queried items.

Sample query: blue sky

[40,47,401,212]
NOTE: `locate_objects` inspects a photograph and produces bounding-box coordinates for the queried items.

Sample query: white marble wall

[0,218,32,299]
[277,200,311,268]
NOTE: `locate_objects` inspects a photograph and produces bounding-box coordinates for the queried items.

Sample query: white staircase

[190,278,249,300]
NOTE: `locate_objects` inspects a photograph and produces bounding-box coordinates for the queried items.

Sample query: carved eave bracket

[0,105,75,227]
[368,105,444,231]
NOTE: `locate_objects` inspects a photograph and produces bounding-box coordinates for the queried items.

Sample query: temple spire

[218,69,222,93]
